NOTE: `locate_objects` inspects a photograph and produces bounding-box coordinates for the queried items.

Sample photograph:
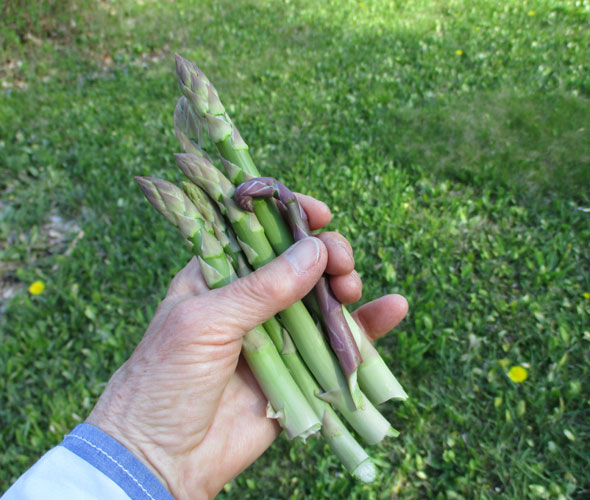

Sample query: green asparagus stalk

[175,55,407,407]
[174,152,396,444]
[175,54,292,251]
[135,176,321,440]
[234,177,364,406]
[191,193,378,481]
[182,181,242,268]
[343,308,408,403]
[304,294,408,404]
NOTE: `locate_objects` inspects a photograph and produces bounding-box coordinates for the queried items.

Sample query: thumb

[207,236,327,335]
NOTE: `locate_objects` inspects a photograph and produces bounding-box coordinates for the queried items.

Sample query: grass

[1,0,589,498]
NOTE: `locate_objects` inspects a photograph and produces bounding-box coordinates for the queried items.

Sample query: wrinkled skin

[87,194,408,500]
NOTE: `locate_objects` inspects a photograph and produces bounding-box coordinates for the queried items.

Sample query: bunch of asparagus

[135,55,407,482]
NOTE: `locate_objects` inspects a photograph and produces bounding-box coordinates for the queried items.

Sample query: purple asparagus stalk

[234,177,363,395]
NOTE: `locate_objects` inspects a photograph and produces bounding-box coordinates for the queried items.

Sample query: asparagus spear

[174,55,407,406]
[183,183,378,480]
[173,95,204,152]
[174,152,396,444]
[234,177,364,405]
[342,308,408,403]
[175,54,292,251]
[138,176,377,480]
[135,176,321,440]
[182,181,242,268]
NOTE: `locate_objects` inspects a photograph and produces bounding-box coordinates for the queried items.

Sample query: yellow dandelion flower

[583,292,590,300]
[29,280,46,295]
[455,49,463,56]
[508,365,528,383]
[528,10,535,16]
[359,1,365,6]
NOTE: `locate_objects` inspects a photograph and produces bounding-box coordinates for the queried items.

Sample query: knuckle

[321,232,353,256]
[321,231,347,244]
[239,270,288,307]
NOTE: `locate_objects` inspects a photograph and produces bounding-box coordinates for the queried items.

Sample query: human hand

[86,194,408,500]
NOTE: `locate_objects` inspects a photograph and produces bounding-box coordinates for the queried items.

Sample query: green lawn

[1,1,589,498]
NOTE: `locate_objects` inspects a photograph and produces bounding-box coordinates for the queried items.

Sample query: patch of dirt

[0,203,83,309]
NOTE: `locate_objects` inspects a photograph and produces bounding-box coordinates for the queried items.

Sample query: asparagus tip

[205,113,232,143]
[134,175,154,202]
[175,152,206,184]
[134,175,153,189]
[175,53,190,87]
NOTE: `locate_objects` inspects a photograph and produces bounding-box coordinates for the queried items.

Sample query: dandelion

[508,365,528,383]
[28,280,46,295]
[455,49,463,56]
[359,2,365,6]
[583,292,590,300]
[528,10,535,16]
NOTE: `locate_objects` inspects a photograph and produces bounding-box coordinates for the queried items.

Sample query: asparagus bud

[182,181,242,268]
[174,96,204,149]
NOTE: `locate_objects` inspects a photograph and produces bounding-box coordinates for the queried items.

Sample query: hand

[86,195,408,500]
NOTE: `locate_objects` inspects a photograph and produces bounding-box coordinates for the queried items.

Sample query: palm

[181,358,279,494]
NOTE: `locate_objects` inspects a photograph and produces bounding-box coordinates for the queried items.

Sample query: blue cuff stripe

[60,424,175,500]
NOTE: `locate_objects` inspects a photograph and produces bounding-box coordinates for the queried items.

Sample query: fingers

[189,237,328,339]
[315,232,361,304]
[351,294,409,341]
[329,270,362,304]
[316,232,354,275]
[294,193,332,231]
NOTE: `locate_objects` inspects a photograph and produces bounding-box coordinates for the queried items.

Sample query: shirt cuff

[60,423,175,500]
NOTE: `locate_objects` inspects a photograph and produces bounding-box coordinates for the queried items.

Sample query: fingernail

[284,237,322,275]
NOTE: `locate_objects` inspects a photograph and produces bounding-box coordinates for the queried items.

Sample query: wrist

[86,368,212,500]
[86,412,210,500]
[85,412,167,486]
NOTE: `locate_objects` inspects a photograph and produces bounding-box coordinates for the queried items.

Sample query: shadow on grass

[390,91,590,200]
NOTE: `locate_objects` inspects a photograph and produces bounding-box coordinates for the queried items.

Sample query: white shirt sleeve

[2,424,174,500]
